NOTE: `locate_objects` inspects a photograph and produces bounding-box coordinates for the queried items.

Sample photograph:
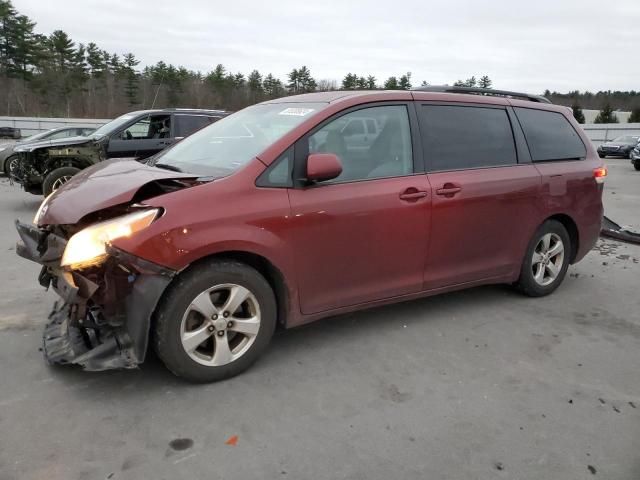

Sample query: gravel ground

[0,158,638,480]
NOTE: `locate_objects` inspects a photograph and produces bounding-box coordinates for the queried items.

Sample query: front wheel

[516,220,571,297]
[153,260,277,383]
[634,161,640,171]
[42,166,80,196]
[598,153,606,158]
[4,154,19,177]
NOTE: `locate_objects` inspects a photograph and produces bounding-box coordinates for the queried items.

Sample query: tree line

[1,0,636,122]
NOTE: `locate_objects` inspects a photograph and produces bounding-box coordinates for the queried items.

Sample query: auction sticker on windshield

[279,107,315,116]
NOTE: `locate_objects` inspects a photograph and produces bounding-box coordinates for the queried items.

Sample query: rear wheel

[516,220,571,297]
[42,166,80,196]
[153,260,277,383]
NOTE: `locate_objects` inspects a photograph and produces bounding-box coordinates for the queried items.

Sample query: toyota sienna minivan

[16,87,605,382]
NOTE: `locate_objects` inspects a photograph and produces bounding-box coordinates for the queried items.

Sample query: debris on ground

[601,216,640,245]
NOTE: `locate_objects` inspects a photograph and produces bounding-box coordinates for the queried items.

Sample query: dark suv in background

[13,108,227,195]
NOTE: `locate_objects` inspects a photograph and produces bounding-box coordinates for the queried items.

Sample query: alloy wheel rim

[51,175,73,191]
[179,283,261,367]
[531,233,564,286]
[8,157,18,175]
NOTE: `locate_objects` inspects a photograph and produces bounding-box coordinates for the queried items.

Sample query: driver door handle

[436,183,462,196]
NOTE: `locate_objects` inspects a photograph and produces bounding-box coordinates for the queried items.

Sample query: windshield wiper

[153,163,183,173]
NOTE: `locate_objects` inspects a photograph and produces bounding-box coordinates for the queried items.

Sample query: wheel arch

[546,213,579,263]
[166,250,291,329]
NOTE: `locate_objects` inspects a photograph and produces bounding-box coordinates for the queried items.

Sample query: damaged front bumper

[15,221,175,371]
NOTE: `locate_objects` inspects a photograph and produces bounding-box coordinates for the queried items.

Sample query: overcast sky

[14,0,640,93]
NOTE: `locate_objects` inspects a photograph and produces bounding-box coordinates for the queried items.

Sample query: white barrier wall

[582,123,640,146]
[0,116,110,137]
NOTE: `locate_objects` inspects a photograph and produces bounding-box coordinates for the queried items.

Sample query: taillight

[593,166,607,184]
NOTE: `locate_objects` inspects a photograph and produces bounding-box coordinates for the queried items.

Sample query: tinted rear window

[514,108,586,161]
[419,105,517,171]
[174,115,213,138]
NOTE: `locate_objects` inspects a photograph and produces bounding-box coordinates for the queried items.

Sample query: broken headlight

[61,209,160,269]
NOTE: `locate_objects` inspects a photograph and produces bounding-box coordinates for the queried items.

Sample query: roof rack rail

[411,85,551,104]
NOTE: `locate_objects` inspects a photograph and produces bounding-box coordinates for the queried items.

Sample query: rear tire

[153,260,277,383]
[42,166,80,196]
[516,220,571,297]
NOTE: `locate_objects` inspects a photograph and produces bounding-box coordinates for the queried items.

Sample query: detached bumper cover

[601,216,640,246]
[15,220,176,371]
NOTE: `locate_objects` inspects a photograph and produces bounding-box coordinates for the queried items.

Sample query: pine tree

[288,66,316,94]
[594,103,618,124]
[628,107,640,123]
[571,102,585,124]
[263,73,284,98]
[0,0,17,75]
[341,72,357,90]
[48,30,75,71]
[399,72,412,90]
[478,75,492,89]
[122,52,139,107]
[247,69,263,98]
[383,76,399,89]
[366,75,376,89]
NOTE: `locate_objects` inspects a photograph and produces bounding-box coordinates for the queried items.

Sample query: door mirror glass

[306,153,343,182]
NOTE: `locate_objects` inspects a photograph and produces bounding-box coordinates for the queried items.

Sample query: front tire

[4,154,18,177]
[516,220,571,297]
[42,166,81,196]
[634,161,640,171]
[153,260,277,383]
[598,153,606,158]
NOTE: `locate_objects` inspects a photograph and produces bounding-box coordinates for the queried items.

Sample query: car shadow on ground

[41,283,522,393]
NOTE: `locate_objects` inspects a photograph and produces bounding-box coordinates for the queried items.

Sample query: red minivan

[16,87,605,382]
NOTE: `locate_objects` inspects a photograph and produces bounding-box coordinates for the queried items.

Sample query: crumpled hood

[38,159,199,226]
[15,135,99,152]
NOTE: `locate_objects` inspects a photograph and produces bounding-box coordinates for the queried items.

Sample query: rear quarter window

[174,115,212,138]
[514,108,586,161]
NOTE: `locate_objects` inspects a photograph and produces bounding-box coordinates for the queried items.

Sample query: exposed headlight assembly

[61,209,160,269]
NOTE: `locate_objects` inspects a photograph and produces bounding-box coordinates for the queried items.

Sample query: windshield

[612,135,640,143]
[24,129,57,142]
[92,113,139,137]
[152,102,326,176]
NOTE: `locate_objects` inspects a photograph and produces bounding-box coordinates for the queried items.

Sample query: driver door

[108,114,172,159]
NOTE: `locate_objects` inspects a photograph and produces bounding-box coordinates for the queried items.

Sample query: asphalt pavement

[0,158,638,480]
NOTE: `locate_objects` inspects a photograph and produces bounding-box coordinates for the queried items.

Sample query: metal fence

[581,123,640,146]
[0,116,110,137]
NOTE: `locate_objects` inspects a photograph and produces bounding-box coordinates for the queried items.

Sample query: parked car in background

[1,126,96,177]
[597,135,640,158]
[0,126,21,139]
[630,143,640,170]
[12,108,227,195]
[16,87,605,383]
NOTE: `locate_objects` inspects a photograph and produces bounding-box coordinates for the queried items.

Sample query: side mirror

[306,153,343,182]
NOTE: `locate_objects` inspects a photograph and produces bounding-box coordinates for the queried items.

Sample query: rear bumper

[15,221,175,371]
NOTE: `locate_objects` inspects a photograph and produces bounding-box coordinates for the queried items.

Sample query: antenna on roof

[151,72,165,109]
